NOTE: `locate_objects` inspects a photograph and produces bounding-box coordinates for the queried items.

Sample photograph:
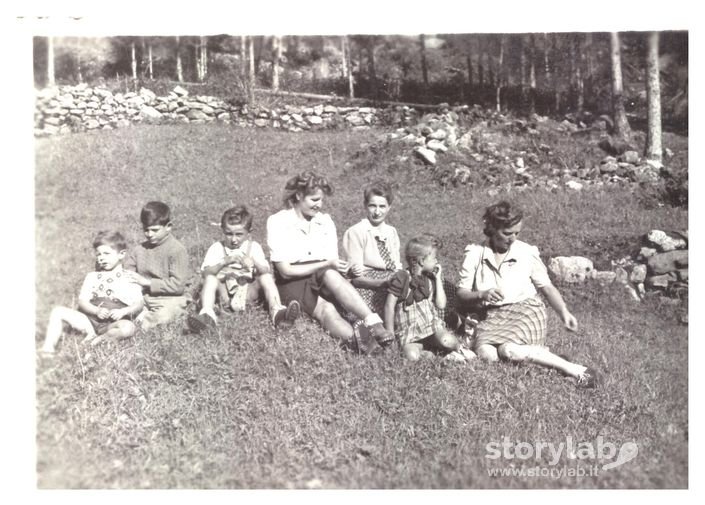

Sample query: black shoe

[274,300,301,329]
[367,322,395,347]
[355,323,384,356]
[187,313,216,334]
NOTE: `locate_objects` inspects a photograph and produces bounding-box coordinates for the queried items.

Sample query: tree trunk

[552,34,560,114]
[645,31,662,162]
[520,35,527,110]
[486,43,494,88]
[240,35,246,77]
[366,38,377,99]
[610,32,631,141]
[77,52,83,83]
[340,36,347,78]
[248,36,255,103]
[148,42,153,80]
[419,34,429,91]
[131,41,137,80]
[585,32,594,107]
[345,36,354,98]
[543,33,551,88]
[272,36,281,91]
[496,36,505,112]
[572,34,584,112]
[528,34,536,115]
[477,35,484,87]
[176,36,183,82]
[46,37,55,86]
[466,54,473,88]
[199,36,208,81]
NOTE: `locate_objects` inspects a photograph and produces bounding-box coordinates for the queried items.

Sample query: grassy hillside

[35,123,688,488]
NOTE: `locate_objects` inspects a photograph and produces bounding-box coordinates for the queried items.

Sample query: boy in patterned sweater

[40,231,144,353]
[123,201,190,330]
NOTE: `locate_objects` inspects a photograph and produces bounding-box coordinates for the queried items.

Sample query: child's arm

[202,255,239,277]
[107,299,144,321]
[433,265,447,310]
[384,293,397,333]
[78,298,110,320]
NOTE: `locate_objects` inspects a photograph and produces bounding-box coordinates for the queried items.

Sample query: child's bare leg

[321,269,374,319]
[42,306,95,352]
[402,342,424,361]
[89,320,137,346]
[254,273,284,310]
[432,328,460,352]
[199,275,220,320]
[312,298,354,341]
[497,343,587,377]
[476,343,500,362]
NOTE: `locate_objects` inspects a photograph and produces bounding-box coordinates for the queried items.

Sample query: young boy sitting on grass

[123,201,191,330]
[40,231,144,353]
[187,205,300,333]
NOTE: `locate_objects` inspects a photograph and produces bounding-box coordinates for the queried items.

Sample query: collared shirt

[78,265,143,306]
[456,239,552,306]
[266,208,338,264]
[342,219,402,271]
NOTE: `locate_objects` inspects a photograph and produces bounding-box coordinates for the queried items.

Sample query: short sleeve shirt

[456,239,552,306]
[266,208,338,264]
[78,266,143,306]
[342,219,402,270]
[200,239,267,272]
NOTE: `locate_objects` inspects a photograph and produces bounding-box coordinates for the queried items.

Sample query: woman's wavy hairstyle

[282,171,334,208]
[482,200,523,236]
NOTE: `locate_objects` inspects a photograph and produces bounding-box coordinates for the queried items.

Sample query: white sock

[363,313,383,326]
[199,309,217,322]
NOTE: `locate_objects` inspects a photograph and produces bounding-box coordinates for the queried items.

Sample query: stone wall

[34,83,447,137]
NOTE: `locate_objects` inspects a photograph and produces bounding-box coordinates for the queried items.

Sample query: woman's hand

[481,288,504,304]
[349,264,365,277]
[335,259,350,275]
[562,311,578,332]
[432,264,443,280]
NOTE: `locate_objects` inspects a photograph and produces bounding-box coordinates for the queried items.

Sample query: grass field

[34,123,688,488]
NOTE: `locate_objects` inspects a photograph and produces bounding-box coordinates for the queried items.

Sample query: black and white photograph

[8,0,700,496]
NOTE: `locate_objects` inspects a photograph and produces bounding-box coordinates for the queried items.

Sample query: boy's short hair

[363,180,394,205]
[221,205,253,231]
[92,231,128,251]
[140,201,172,227]
[404,234,439,267]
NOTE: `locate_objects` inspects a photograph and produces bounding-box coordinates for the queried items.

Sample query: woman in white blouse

[456,200,597,388]
[266,172,395,355]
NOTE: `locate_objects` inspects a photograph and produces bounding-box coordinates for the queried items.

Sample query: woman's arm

[539,284,578,331]
[273,259,336,280]
[350,275,389,289]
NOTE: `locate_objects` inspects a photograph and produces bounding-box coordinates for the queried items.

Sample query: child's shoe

[353,323,384,356]
[187,312,217,334]
[272,300,301,329]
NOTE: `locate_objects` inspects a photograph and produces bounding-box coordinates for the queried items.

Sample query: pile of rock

[547,229,688,304]
[34,84,478,137]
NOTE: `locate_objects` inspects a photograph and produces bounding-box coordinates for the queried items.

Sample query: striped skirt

[474,297,547,349]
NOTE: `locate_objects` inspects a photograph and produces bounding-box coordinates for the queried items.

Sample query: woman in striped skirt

[456,200,598,388]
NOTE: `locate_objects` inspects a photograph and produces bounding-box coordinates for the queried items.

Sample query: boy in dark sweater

[124,201,190,330]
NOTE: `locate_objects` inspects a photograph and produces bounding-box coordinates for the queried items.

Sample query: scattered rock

[645,230,687,252]
[414,146,437,166]
[629,264,647,283]
[548,256,594,283]
[647,250,688,275]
